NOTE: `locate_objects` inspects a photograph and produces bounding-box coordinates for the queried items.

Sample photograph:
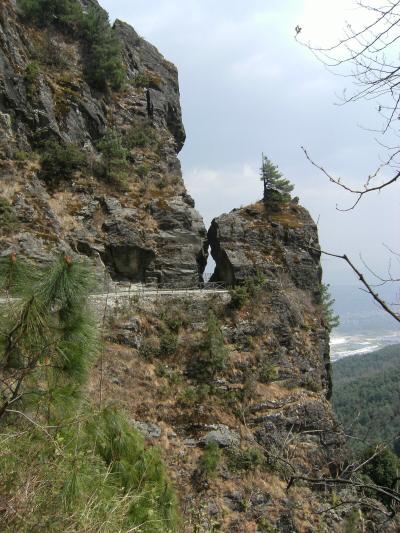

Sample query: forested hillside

[332,344,400,455]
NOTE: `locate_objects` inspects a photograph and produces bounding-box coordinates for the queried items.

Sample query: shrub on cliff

[18,0,125,90]
[188,311,228,382]
[159,331,179,357]
[18,0,75,26]
[227,447,264,472]
[88,407,180,531]
[359,446,399,504]
[96,129,129,185]
[320,283,340,331]
[125,119,159,150]
[260,154,294,203]
[39,139,87,184]
[0,198,18,234]
[198,442,221,477]
[229,272,267,309]
[79,6,125,90]
[24,61,41,100]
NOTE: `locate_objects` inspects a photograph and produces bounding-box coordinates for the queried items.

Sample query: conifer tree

[189,310,228,382]
[260,154,294,203]
[320,282,340,332]
[0,253,98,420]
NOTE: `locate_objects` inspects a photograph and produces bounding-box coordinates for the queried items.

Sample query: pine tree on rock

[260,154,294,204]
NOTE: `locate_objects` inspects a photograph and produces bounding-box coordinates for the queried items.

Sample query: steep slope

[208,200,332,397]
[93,200,351,532]
[0,0,207,284]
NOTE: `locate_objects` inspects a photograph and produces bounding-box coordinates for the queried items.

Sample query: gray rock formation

[208,200,332,398]
[208,200,322,301]
[202,425,240,449]
[0,0,207,285]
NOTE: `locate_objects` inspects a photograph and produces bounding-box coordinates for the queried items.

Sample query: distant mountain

[332,344,400,455]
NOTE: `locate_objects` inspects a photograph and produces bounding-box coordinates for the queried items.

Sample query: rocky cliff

[0,2,396,532]
[93,198,345,531]
[208,200,332,398]
[0,0,207,285]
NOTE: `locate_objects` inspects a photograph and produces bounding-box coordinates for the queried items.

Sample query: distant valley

[332,344,400,455]
[329,284,399,360]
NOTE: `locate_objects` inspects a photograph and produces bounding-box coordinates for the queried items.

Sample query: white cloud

[185,164,261,226]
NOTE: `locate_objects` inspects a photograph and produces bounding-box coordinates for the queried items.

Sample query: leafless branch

[308,244,400,321]
[302,147,400,211]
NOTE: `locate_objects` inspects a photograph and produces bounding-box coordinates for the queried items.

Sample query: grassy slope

[332,344,400,454]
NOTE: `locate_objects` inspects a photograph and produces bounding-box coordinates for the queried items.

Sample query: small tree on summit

[260,154,294,203]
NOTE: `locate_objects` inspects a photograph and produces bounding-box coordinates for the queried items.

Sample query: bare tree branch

[302,147,400,211]
[318,249,400,322]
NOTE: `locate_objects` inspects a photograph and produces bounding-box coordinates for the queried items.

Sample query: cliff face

[93,200,347,531]
[208,201,322,300]
[208,200,332,398]
[0,0,207,285]
[2,2,394,532]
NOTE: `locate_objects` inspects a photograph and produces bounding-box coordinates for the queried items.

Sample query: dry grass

[48,191,83,234]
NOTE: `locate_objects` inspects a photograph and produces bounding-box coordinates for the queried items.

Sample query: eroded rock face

[208,200,322,300]
[0,0,206,285]
[208,199,332,398]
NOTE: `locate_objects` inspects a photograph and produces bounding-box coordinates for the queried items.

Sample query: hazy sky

[102,0,399,287]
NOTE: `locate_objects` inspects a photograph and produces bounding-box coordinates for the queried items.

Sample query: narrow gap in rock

[203,246,216,282]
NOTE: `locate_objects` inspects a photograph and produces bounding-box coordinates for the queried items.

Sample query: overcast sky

[102,0,399,288]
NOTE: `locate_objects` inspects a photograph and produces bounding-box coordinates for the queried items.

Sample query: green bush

[13,150,30,161]
[24,61,40,99]
[320,283,340,331]
[96,130,129,185]
[136,162,151,178]
[344,509,364,533]
[188,311,228,382]
[199,442,221,477]
[227,447,264,472]
[166,317,183,333]
[39,139,87,184]
[18,0,125,91]
[0,197,18,234]
[360,446,399,496]
[229,284,248,309]
[179,384,211,407]
[18,0,75,26]
[79,7,125,90]
[155,364,182,384]
[132,71,162,90]
[138,337,160,360]
[33,33,69,69]
[259,362,278,384]
[125,120,158,150]
[159,331,179,357]
[132,72,151,88]
[230,272,266,309]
